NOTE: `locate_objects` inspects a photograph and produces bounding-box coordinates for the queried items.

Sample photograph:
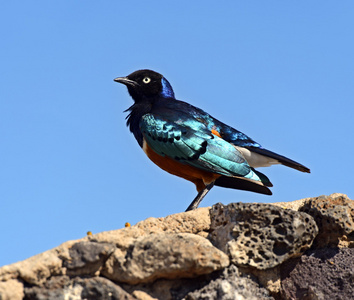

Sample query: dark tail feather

[252,168,273,187]
[247,147,311,173]
[214,175,272,195]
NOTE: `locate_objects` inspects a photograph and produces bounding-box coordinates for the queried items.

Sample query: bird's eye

[142,77,151,84]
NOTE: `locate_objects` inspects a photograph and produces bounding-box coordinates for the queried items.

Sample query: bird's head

[114,69,175,102]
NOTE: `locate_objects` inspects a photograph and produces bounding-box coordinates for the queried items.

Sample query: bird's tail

[247,147,310,173]
[214,172,272,195]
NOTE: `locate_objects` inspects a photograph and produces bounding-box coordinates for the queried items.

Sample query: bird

[114,69,310,211]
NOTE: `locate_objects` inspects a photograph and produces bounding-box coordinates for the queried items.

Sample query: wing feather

[140,114,262,182]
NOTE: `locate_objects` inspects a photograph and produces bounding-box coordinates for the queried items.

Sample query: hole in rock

[271,217,282,226]
[273,241,289,256]
[275,226,287,236]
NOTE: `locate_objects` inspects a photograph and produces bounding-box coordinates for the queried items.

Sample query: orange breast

[142,140,220,192]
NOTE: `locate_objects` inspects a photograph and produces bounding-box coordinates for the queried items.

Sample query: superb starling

[114,70,310,211]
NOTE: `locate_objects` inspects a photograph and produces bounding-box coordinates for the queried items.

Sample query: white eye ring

[142,77,151,84]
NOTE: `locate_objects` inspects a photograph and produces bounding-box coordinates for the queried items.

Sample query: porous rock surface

[0,193,353,300]
[184,265,273,300]
[299,194,354,248]
[280,247,354,299]
[209,202,318,269]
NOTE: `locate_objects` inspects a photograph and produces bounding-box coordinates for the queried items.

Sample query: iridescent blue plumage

[161,77,175,98]
[141,113,261,182]
[114,69,310,211]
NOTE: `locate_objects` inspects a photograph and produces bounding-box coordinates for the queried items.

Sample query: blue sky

[1,2,353,266]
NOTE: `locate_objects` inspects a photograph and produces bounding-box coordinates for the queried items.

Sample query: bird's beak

[114,77,139,87]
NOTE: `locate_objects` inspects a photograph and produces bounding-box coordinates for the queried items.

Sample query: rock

[240,266,282,295]
[280,247,354,299]
[78,277,135,300]
[102,233,229,284]
[63,242,115,276]
[0,194,352,300]
[122,265,273,300]
[299,194,354,247]
[121,273,215,299]
[24,276,72,300]
[0,240,75,285]
[0,279,24,300]
[132,290,159,300]
[184,265,274,300]
[135,207,211,237]
[209,202,318,269]
[88,207,210,249]
[24,276,135,300]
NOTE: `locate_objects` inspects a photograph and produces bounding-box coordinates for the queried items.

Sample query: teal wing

[140,114,262,182]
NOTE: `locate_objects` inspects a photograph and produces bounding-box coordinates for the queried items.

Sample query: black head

[114,69,175,102]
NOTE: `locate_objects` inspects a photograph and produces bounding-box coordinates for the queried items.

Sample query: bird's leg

[185,182,215,212]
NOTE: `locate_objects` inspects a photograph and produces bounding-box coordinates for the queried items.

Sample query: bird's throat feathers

[125,102,152,147]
